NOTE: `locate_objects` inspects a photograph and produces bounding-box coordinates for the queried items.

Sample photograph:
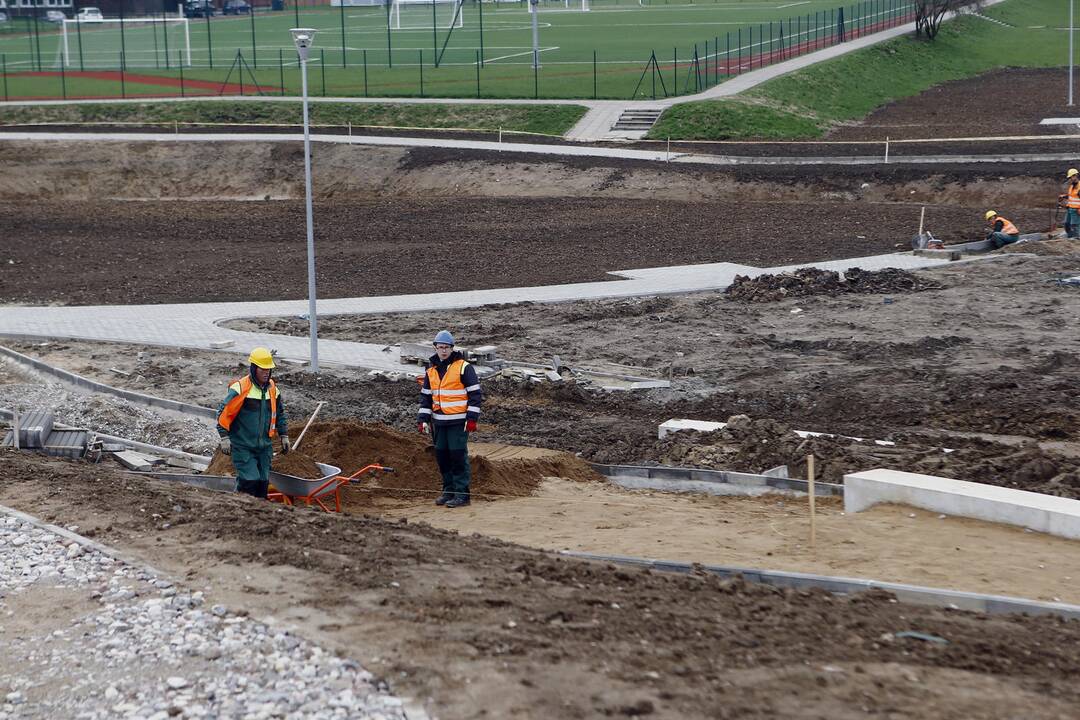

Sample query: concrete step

[611,108,663,132]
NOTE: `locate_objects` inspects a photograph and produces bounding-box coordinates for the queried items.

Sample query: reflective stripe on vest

[996,216,1019,235]
[427,359,469,421]
[1068,183,1080,209]
[217,376,278,437]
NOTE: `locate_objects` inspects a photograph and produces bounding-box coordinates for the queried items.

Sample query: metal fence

[0,0,915,101]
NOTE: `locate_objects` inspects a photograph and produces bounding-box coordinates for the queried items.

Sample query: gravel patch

[0,381,216,455]
[0,514,409,720]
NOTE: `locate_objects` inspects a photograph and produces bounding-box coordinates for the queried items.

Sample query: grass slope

[649,0,1068,140]
[0,100,588,135]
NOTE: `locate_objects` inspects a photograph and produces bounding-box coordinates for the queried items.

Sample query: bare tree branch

[914,0,985,41]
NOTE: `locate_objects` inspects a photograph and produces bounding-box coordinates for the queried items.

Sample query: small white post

[884,135,889,164]
[918,205,926,237]
[806,454,816,547]
[12,412,19,450]
[666,136,670,162]
[498,126,502,143]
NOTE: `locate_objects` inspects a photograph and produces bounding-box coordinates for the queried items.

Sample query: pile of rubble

[724,267,942,303]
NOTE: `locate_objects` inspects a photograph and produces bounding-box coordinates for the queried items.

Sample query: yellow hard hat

[985,210,997,220]
[1068,168,1079,178]
[248,347,275,369]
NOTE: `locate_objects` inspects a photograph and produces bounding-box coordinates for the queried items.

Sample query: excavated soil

[4,450,1080,720]
[723,267,942,302]
[828,67,1080,141]
[204,420,603,504]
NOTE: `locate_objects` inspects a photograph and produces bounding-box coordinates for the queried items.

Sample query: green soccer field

[0,0,915,99]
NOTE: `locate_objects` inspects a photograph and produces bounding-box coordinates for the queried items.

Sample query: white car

[0,11,8,23]
[76,7,103,21]
[45,9,66,22]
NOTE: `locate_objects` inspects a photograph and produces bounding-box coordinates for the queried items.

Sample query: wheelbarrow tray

[268,462,342,498]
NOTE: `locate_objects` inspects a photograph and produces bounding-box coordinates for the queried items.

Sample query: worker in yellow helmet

[216,347,289,498]
[984,210,1020,249]
[1059,169,1080,239]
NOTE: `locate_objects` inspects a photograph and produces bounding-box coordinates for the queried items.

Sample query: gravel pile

[0,382,216,455]
[0,515,409,719]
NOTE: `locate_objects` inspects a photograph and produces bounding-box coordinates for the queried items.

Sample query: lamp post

[290,27,319,372]
[1070,0,1075,106]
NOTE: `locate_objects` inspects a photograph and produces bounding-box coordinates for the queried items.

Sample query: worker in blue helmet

[417,330,483,508]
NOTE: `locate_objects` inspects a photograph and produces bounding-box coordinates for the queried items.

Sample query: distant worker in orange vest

[418,330,482,508]
[1060,168,1080,239]
[984,210,1020,249]
[217,347,290,499]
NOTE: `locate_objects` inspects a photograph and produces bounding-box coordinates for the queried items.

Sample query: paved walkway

[0,252,963,374]
[2,130,1072,167]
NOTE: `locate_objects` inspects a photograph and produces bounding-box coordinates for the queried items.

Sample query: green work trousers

[433,423,471,498]
[232,444,273,499]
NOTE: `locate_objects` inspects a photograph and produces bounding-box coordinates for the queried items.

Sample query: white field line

[483,46,559,63]
[777,0,811,7]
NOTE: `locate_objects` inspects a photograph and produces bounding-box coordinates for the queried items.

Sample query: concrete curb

[0,344,216,419]
[563,551,1080,620]
[589,462,844,497]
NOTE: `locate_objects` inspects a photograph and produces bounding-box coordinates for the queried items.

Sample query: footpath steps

[610,108,664,136]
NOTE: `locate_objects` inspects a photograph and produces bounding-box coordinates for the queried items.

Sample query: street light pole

[291,27,320,372]
[1070,0,1075,106]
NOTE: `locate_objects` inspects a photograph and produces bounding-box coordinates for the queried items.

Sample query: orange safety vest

[217,376,279,437]
[426,359,470,422]
[994,216,1018,235]
[1068,182,1080,210]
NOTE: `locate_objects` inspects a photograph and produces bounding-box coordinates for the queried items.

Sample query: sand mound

[271,420,604,504]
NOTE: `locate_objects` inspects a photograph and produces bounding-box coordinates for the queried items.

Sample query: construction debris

[724,267,942,302]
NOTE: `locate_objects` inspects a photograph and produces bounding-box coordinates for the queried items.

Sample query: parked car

[0,11,8,23]
[183,0,215,17]
[222,0,250,14]
[75,7,104,21]
[45,9,67,22]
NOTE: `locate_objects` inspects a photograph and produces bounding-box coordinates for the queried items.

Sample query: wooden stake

[918,206,926,237]
[807,454,816,547]
[292,401,326,452]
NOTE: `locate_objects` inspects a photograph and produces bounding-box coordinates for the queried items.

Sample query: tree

[914,0,984,41]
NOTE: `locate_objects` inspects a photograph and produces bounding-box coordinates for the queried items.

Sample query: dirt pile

[204,436,326,480]
[655,416,1080,497]
[275,420,602,505]
[1002,238,1080,256]
[724,267,941,302]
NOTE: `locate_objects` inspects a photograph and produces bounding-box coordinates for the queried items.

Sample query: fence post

[475,49,480,97]
[341,0,347,68]
[419,49,424,96]
[163,7,170,71]
[179,49,185,97]
[279,48,285,96]
[593,49,597,99]
[672,47,676,96]
[321,47,326,96]
[60,57,66,99]
[386,0,393,68]
[206,10,213,69]
[120,51,126,98]
[364,49,369,97]
[238,49,244,96]
[533,53,538,98]
[2,54,7,103]
[738,28,742,73]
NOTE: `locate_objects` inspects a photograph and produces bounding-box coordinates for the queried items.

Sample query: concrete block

[544,370,563,383]
[658,419,726,439]
[17,408,54,449]
[43,430,88,459]
[208,340,235,349]
[845,468,1080,541]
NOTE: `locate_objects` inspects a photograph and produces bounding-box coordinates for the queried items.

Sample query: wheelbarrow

[268,463,394,513]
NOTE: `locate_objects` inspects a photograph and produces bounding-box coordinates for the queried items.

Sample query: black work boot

[435,492,452,506]
[444,494,470,509]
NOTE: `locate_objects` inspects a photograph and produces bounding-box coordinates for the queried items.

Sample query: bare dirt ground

[6,69,1080,718]
[4,450,1080,720]
[827,68,1080,141]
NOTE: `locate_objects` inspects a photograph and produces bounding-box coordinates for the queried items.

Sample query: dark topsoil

[0,194,1054,307]
[4,449,1080,720]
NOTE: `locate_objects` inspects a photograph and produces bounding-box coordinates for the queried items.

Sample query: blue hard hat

[433,330,455,346]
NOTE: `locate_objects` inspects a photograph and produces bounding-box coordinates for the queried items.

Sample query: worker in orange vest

[418,330,482,508]
[217,347,290,498]
[1060,168,1080,238]
[984,210,1020,249]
